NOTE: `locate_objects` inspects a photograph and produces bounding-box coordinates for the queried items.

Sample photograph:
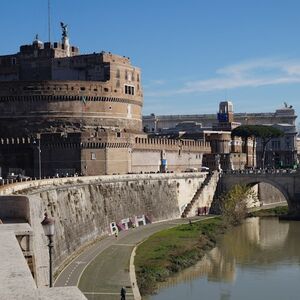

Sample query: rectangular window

[91,152,96,160]
[125,85,135,95]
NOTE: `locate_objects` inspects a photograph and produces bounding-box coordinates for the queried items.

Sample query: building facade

[147,101,255,171]
[144,102,297,169]
[256,123,298,168]
[143,106,297,133]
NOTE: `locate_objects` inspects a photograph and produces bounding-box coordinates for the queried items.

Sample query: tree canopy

[231,125,284,139]
[232,125,284,168]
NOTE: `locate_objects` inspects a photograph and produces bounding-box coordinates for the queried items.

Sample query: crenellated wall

[131,137,211,173]
[134,136,210,152]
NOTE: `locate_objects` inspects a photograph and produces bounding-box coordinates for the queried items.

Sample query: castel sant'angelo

[0,24,210,178]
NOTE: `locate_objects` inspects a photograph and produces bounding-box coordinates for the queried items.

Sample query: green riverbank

[135,206,289,296]
[248,205,288,217]
[135,217,225,295]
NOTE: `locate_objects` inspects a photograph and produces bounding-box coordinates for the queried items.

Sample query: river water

[148,217,300,300]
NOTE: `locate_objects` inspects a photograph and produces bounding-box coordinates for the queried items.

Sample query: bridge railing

[223,168,298,176]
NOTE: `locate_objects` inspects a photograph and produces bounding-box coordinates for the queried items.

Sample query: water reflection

[149,218,300,300]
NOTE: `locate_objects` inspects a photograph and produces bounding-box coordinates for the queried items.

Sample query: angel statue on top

[60,22,68,38]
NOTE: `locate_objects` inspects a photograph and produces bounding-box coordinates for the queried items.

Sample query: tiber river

[148,217,300,300]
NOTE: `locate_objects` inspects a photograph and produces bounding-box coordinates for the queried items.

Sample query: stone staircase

[181,171,216,218]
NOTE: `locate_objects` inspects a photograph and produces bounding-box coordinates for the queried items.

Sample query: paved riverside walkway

[55,216,211,300]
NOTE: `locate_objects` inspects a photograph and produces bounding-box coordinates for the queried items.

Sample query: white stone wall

[175,176,205,213]
[131,150,161,172]
[187,172,220,217]
[0,173,217,275]
[2,173,208,270]
[131,150,203,173]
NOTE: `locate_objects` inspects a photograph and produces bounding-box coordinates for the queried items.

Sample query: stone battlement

[134,137,210,152]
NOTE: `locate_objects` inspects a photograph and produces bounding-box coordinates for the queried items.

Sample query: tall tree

[232,125,284,169]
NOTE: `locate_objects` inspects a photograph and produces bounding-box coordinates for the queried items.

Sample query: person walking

[120,286,126,300]
[114,229,119,239]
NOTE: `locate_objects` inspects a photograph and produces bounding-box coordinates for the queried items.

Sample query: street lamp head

[41,212,55,237]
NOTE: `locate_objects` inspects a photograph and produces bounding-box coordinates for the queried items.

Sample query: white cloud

[146,58,300,97]
[143,79,166,89]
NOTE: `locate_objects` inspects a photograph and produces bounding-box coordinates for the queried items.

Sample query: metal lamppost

[33,134,42,179]
[37,134,41,179]
[41,212,55,287]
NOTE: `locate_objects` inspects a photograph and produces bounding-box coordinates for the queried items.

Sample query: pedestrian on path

[120,286,126,300]
[115,229,119,239]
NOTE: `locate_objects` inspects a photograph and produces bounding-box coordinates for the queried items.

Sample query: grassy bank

[248,205,288,217]
[135,206,289,296]
[135,217,225,295]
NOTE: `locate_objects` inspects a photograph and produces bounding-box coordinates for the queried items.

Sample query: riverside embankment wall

[0,173,209,273]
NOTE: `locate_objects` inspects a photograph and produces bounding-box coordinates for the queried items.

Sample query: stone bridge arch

[218,171,300,215]
[231,177,289,204]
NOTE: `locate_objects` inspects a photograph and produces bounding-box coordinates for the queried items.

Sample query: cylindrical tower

[0,38,143,136]
[0,79,143,136]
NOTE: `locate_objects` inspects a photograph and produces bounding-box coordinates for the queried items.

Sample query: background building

[144,102,298,170]
[143,105,297,133]
[257,123,298,169]
[147,101,255,171]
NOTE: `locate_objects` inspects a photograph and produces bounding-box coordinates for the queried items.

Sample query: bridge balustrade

[223,168,298,176]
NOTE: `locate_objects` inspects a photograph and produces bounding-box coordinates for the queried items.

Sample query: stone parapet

[0,172,207,195]
[0,226,86,299]
[0,231,37,300]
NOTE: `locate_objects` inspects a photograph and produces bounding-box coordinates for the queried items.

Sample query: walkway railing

[0,174,80,187]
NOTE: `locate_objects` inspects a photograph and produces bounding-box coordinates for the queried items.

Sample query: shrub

[220,184,257,226]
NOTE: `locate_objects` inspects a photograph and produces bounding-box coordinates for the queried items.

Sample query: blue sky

[1,0,300,121]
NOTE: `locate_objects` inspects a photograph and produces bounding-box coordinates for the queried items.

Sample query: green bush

[220,184,257,226]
